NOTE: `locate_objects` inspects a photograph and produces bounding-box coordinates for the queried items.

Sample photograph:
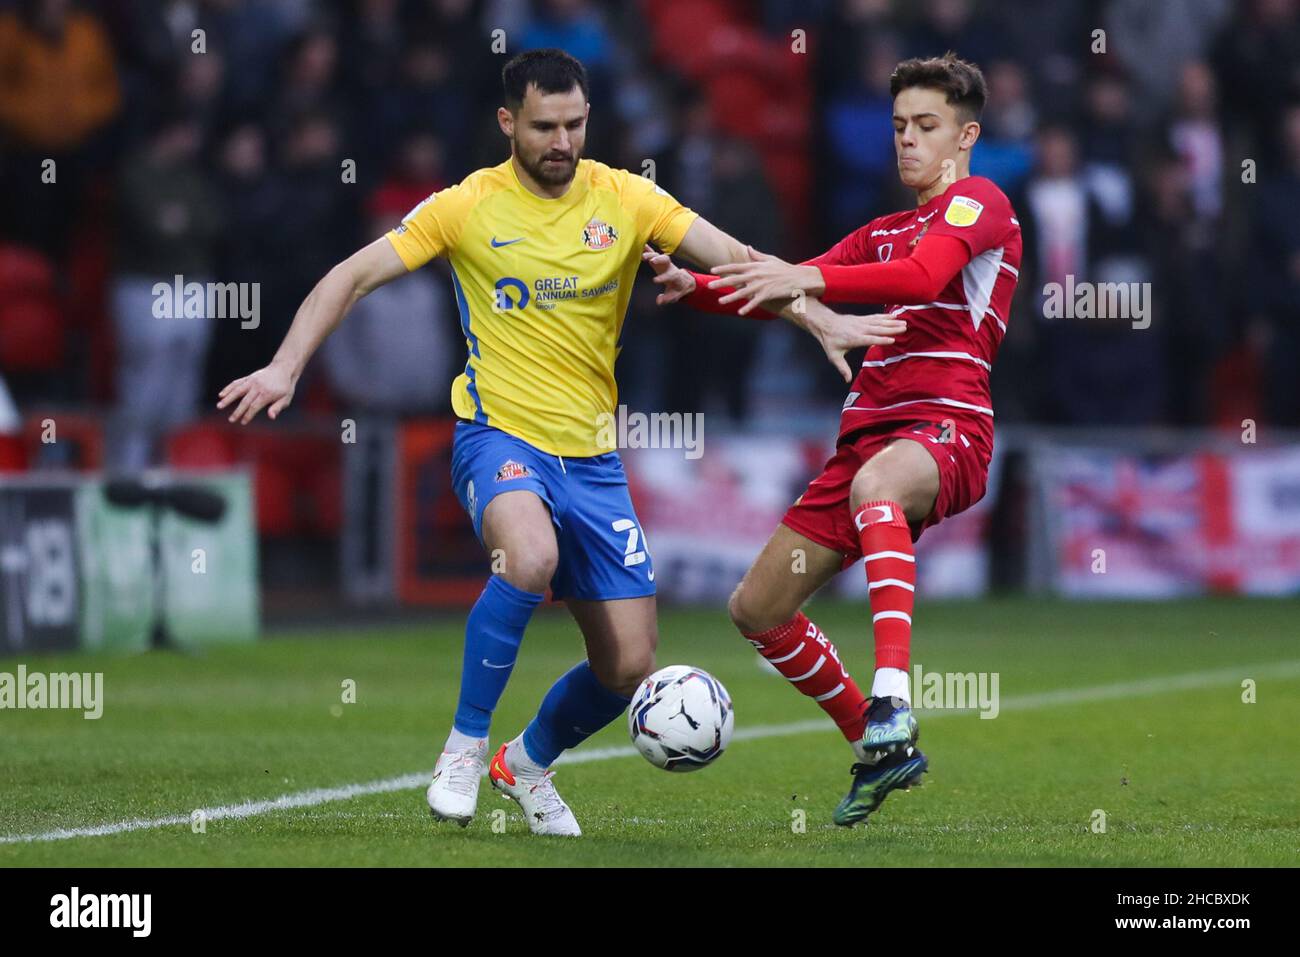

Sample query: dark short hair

[890,52,987,122]
[502,48,589,110]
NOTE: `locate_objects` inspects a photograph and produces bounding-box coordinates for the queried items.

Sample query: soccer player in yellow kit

[218,49,904,836]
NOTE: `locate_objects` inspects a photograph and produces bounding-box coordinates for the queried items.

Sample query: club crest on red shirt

[908,216,933,248]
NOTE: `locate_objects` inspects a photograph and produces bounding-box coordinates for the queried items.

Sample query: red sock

[743,612,867,740]
[853,500,915,672]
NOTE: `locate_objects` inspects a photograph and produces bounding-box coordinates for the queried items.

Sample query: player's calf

[849,441,937,766]
[849,440,937,713]
[731,590,868,745]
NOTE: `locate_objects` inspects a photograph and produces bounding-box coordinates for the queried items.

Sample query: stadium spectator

[650,96,795,421]
[971,59,1037,195]
[823,34,902,239]
[195,0,312,114]
[1106,0,1233,117]
[371,39,472,174]
[175,42,227,146]
[1251,101,1300,427]
[518,0,614,76]
[268,25,352,147]
[205,121,290,398]
[321,198,453,414]
[270,110,358,347]
[1165,60,1226,228]
[0,0,121,257]
[904,0,1005,70]
[1078,70,1139,226]
[1212,0,1300,162]
[1140,148,1224,425]
[1018,125,1163,425]
[0,0,121,151]
[339,0,405,95]
[109,111,223,470]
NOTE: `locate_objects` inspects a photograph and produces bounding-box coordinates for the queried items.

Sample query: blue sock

[452,576,543,738]
[521,662,632,766]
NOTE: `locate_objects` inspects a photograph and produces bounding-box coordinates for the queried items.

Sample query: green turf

[1,598,1297,866]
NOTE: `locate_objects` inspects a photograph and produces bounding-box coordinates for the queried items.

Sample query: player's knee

[497,540,558,593]
[593,645,655,697]
[849,464,898,509]
[728,581,783,636]
[727,583,753,631]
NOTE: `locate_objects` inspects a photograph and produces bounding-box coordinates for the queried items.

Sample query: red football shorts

[782,419,991,565]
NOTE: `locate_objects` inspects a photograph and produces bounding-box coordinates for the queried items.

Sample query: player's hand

[217,362,296,424]
[642,244,696,305]
[709,247,826,316]
[808,308,907,382]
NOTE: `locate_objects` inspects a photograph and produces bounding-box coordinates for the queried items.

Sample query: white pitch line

[3,660,1298,846]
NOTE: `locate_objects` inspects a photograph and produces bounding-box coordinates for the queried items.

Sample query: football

[628,665,734,771]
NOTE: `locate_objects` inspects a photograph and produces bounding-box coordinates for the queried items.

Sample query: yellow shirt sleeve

[385,179,480,270]
[622,171,698,254]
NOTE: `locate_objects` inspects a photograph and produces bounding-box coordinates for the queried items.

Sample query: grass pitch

[1,598,1297,867]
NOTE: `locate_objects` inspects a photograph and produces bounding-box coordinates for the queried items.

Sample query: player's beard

[516,142,579,187]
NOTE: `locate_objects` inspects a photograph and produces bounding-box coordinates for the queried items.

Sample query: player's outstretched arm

[711,234,972,314]
[216,237,408,424]
[795,298,906,383]
[656,216,804,316]
[643,244,903,383]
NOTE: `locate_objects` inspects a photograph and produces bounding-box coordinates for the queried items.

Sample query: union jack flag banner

[1038,446,1300,597]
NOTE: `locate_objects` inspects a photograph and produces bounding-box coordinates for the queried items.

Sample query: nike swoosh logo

[482,659,511,669]
[490,237,524,247]
[648,570,655,582]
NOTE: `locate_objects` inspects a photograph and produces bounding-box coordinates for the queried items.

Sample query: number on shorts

[611,518,648,567]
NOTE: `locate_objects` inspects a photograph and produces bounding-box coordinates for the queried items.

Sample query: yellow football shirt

[385,157,698,456]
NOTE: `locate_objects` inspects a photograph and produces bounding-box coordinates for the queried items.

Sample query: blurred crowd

[1,0,1299,471]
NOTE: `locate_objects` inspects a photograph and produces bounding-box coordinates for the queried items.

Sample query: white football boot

[488,739,582,836]
[426,738,488,826]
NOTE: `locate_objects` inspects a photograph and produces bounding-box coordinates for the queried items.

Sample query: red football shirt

[807,175,1021,455]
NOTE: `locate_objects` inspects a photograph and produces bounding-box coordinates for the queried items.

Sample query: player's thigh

[450,421,562,592]
[549,454,656,604]
[728,523,844,634]
[565,596,658,696]
[481,490,559,593]
[849,438,940,523]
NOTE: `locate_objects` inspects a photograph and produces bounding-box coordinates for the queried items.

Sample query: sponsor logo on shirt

[944,195,984,227]
[493,277,530,309]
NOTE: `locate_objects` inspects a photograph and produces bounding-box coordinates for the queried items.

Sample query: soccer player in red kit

[645,53,1020,825]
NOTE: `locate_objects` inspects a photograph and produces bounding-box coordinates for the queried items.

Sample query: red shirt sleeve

[802,223,875,268]
[683,222,878,317]
[816,234,971,303]
[682,269,775,316]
